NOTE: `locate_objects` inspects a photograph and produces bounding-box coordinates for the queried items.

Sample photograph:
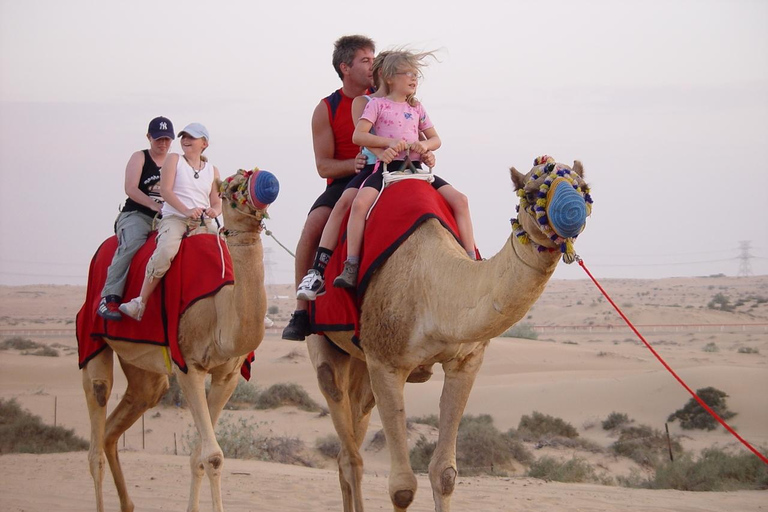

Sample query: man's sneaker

[96,295,122,321]
[333,261,359,289]
[281,310,311,341]
[118,297,146,321]
[296,269,326,301]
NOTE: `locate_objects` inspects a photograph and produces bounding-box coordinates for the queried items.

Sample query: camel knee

[392,489,415,509]
[204,453,224,473]
[317,362,343,402]
[92,380,110,407]
[439,467,457,496]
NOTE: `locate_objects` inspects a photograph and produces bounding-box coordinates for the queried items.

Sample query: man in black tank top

[97,116,175,321]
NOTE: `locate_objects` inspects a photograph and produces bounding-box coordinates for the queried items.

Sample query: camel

[81,169,277,512]
[307,158,591,511]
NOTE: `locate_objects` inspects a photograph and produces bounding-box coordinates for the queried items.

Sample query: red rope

[577,258,768,465]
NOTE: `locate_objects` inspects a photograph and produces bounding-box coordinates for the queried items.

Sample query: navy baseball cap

[148,116,175,140]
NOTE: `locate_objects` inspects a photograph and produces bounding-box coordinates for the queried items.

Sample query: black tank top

[122,149,162,217]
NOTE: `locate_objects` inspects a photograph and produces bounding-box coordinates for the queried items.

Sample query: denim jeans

[100,210,155,298]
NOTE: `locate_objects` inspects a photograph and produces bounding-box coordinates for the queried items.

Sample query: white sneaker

[119,297,145,321]
[264,315,274,328]
[296,269,326,301]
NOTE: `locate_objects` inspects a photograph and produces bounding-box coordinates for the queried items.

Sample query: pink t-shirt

[360,97,434,161]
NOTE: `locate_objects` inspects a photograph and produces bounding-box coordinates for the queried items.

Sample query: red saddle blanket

[310,179,476,342]
[76,232,253,378]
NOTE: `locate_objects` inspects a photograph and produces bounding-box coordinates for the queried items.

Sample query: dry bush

[667,387,736,430]
[517,411,579,440]
[0,337,40,350]
[602,412,632,431]
[645,448,768,491]
[255,383,322,412]
[315,434,341,459]
[527,456,608,484]
[611,424,683,467]
[0,399,88,454]
[408,414,439,428]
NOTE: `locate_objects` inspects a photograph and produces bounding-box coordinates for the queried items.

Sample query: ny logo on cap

[159,122,168,130]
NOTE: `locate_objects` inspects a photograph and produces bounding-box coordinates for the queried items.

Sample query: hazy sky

[1,0,766,286]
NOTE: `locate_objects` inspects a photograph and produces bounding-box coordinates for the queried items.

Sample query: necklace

[184,156,203,179]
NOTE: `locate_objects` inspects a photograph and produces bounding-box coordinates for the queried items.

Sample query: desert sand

[1,276,766,511]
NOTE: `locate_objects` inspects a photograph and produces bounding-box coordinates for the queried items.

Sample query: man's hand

[354,151,367,172]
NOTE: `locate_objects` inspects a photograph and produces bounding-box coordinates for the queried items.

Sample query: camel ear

[510,166,526,190]
[572,160,584,177]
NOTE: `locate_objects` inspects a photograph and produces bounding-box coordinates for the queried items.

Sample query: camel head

[509,156,592,263]
[218,168,280,232]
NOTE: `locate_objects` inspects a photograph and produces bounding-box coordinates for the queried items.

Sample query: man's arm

[311,101,357,180]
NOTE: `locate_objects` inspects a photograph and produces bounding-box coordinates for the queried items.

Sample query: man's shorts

[309,175,354,213]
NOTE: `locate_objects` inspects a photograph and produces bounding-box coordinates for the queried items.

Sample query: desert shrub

[527,456,597,483]
[408,414,439,428]
[368,429,387,452]
[456,415,515,475]
[409,436,436,472]
[255,383,322,412]
[707,293,734,312]
[737,347,759,354]
[517,411,578,440]
[667,387,736,430]
[190,416,313,467]
[22,345,59,357]
[647,448,768,491]
[602,412,631,431]
[267,305,279,315]
[0,337,39,350]
[501,322,538,340]
[225,380,261,410]
[0,399,88,453]
[611,424,682,467]
[702,342,719,353]
[315,434,341,458]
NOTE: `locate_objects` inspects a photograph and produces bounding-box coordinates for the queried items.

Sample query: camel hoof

[393,489,415,509]
[441,467,457,495]
[406,364,434,383]
[317,362,343,402]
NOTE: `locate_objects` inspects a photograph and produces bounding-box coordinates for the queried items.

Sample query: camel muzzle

[546,177,587,238]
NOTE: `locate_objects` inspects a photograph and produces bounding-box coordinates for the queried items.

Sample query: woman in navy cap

[97,116,175,321]
[119,122,221,321]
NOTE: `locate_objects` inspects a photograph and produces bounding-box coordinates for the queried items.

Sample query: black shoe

[97,295,123,321]
[282,310,311,341]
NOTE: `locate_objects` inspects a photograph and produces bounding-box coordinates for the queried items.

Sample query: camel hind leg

[82,347,115,512]
[308,335,373,512]
[185,358,243,512]
[428,344,486,512]
[102,358,169,512]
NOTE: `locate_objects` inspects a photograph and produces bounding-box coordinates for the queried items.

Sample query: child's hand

[379,148,398,164]
[410,141,429,155]
[204,208,219,218]
[422,150,436,168]
[185,207,204,219]
[388,139,409,153]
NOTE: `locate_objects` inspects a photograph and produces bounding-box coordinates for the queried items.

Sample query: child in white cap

[119,122,221,321]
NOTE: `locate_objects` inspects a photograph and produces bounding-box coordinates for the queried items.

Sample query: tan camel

[308,159,591,511]
[81,169,275,512]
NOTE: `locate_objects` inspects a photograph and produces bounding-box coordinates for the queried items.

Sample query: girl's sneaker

[333,261,359,289]
[296,269,325,301]
[118,297,146,321]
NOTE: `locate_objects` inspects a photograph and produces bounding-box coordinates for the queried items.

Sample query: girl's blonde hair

[379,49,437,106]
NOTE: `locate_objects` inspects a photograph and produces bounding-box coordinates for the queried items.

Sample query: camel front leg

[176,367,225,512]
[429,343,486,512]
[186,360,243,512]
[82,348,114,512]
[308,335,370,512]
[367,359,415,512]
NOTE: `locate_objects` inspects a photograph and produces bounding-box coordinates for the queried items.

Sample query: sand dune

[0,276,766,510]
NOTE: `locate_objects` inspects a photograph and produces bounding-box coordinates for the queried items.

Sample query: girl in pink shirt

[334,50,477,289]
